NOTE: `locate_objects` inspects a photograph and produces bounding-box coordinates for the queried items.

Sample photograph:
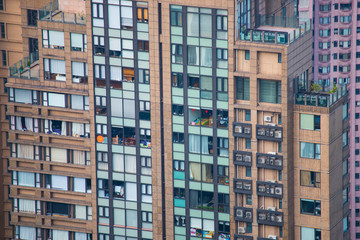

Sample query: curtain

[191,217,202,229]
[108,5,121,29]
[72,123,84,136]
[300,142,314,158]
[73,150,85,165]
[51,148,67,163]
[16,117,22,130]
[121,6,133,27]
[49,31,64,47]
[190,163,201,181]
[53,230,69,240]
[18,144,34,159]
[125,182,137,201]
[201,136,209,154]
[202,164,213,182]
[301,171,311,186]
[51,175,68,190]
[189,135,201,153]
[113,153,124,172]
[125,155,136,173]
[203,219,214,231]
[110,66,122,81]
[19,226,36,240]
[25,118,33,132]
[109,38,121,51]
[126,210,138,227]
[50,59,66,74]
[259,80,277,103]
[75,205,86,219]
[74,177,86,192]
[61,121,67,135]
[19,199,35,212]
[124,99,135,118]
[71,33,83,48]
[200,14,212,38]
[301,227,315,240]
[187,13,199,36]
[18,172,35,187]
[122,39,133,50]
[75,232,87,240]
[14,89,32,104]
[201,76,212,91]
[72,62,85,76]
[71,95,84,110]
[200,47,212,67]
[188,46,199,65]
[48,93,65,107]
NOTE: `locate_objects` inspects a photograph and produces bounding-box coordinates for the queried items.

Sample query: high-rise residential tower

[1,0,351,240]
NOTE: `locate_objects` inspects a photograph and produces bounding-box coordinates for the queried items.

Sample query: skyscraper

[1,0,351,239]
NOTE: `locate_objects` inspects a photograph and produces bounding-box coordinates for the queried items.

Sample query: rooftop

[39,0,86,25]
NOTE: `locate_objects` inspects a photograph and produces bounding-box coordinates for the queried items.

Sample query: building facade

[1,0,352,240]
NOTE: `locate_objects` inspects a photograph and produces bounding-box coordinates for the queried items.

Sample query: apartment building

[2,0,351,240]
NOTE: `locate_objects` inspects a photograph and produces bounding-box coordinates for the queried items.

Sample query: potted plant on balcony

[19,65,24,72]
[310,82,322,93]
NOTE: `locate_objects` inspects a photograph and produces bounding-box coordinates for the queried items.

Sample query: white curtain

[61,121,67,135]
[108,5,121,29]
[113,153,124,172]
[121,6,133,27]
[110,66,122,81]
[16,117,22,130]
[18,144,34,159]
[73,150,85,165]
[201,136,209,154]
[50,59,66,74]
[187,13,199,36]
[48,93,65,107]
[49,31,64,47]
[125,182,137,201]
[71,33,83,48]
[203,219,214,231]
[18,172,35,187]
[74,177,86,193]
[19,199,35,212]
[72,123,84,136]
[191,218,202,229]
[109,38,121,51]
[51,148,67,163]
[75,232,87,240]
[72,62,85,76]
[25,118,33,132]
[190,163,201,181]
[71,95,84,110]
[189,135,201,153]
[111,98,123,117]
[201,47,212,67]
[51,175,68,190]
[75,205,86,219]
[14,89,32,104]
[200,14,212,38]
[123,99,135,118]
[53,230,69,240]
[125,155,136,173]
[19,226,36,240]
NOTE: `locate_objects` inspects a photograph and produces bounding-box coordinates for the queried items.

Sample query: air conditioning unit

[244,155,251,162]
[235,126,242,133]
[236,209,244,217]
[236,154,243,161]
[276,216,282,222]
[244,127,251,134]
[264,116,272,122]
[266,179,276,183]
[275,187,282,195]
[238,227,246,234]
[266,123,276,126]
[269,159,274,165]
[268,235,277,240]
[269,131,274,137]
[244,183,251,190]
[258,185,266,192]
[275,131,282,138]
[268,152,277,155]
[258,157,266,164]
[267,206,276,211]
[258,129,266,135]
[275,159,282,166]
[245,211,252,219]
[236,182,243,189]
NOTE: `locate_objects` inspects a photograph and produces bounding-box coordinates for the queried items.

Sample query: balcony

[295,85,347,107]
[234,179,252,195]
[9,51,39,80]
[257,209,283,226]
[256,153,283,170]
[233,151,252,167]
[256,125,283,142]
[234,234,253,240]
[233,123,252,138]
[258,237,279,240]
[234,207,253,222]
[257,181,283,199]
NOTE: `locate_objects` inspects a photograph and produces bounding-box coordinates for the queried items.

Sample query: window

[187,46,199,65]
[278,53,282,63]
[301,227,321,240]
[141,156,151,175]
[174,188,185,199]
[300,114,320,130]
[188,134,212,154]
[71,95,89,111]
[93,36,105,56]
[174,160,185,171]
[72,62,88,83]
[216,49,228,68]
[190,190,214,211]
[217,137,229,156]
[137,4,148,22]
[172,104,184,116]
[246,195,252,205]
[27,9,38,26]
[138,40,149,52]
[139,100,151,120]
[236,77,249,100]
[142,211,153,229]
[44,59,66,81]
[340,3,352,10]
[42,30,64,49]
[343,132,349,147]
[218,166,229,185]
[10,116,39,133]
[245,139,251,149]
[0,22,5,38]
[201,47,212,67]
[218,221,230,238]
[217,110,228,129]
[9,88,38,104]
[300,142,321,159]
[0,0,3,11]
[109,37,121,57]
[92,3,104,27]
[189,163,213,182]
[141,184,152,203]
[319,17,331,24]
[245,110,251,121]
[71,33,87,52]
[139,69,150,84]
[343,103,348,119]
[218,193,229,213]
[171,7,182,26]
[216,77,228,101]
[174,215,186,227]
[98,179,109,198]
[171,44,183,64]
[216,13,228,40]
[300,170,320,188]
[173,132,184,143]
[172,72,183,88]
[319,29,331,37]
[259,79,281,104]
[319,41,330,49]
[301,199,321,216]
[2,50,6,66]
[246,166,251,177]
[43,92,66,108]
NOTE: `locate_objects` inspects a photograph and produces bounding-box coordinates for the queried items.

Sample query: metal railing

[295,85,347,107]
[9,51,39,79]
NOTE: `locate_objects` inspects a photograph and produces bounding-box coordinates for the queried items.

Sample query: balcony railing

[295,85,347,107]
[234,123,252,138]
[233,151,252,167]
[9,51,39,79]
[256,125,283,142]
[234,207,253,222]
[234,235,253,240]
[257,181,283,199]
[257,209,283,226]
[258,236,279,240]
[234,179,252,195]
[256,153,283,170]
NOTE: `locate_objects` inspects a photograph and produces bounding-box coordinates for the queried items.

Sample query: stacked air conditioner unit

[238,227,245,234]
[236,209,243,218]
[235,126,242,133]
[236,153,243,161]
[268,235,277,240]
[245,211,252,219]
[244,155,251,162]
[258,157,266,164]
[244,127,251,134]
[275,130,282,138]
[244,183,251,190]
[264,116,272,122]
[267,206,276,211]
[275,187,282,195]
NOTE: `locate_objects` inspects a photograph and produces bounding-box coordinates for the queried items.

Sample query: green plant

[310,83,322,93]
[328,83,338,94]
[27,60,31,67]
[19,65,24,72]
